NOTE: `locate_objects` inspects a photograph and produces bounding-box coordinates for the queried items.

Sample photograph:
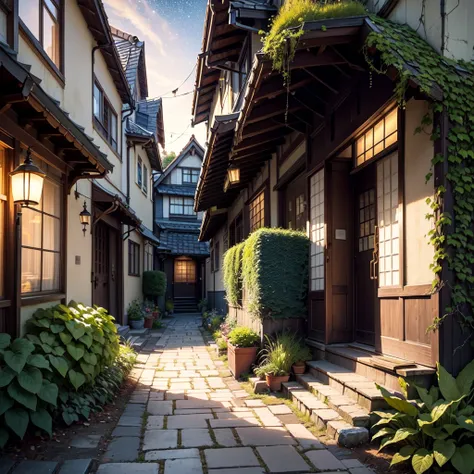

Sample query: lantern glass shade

[79,201,91,235]
[10,154,46,206]
[227,166,240,185]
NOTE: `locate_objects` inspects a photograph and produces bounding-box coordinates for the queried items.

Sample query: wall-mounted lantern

[10,149,46,206]
[227,163,240,185]
[79,201,91,236]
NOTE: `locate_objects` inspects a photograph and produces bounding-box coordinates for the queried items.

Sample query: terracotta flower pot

[292,362,306,375]
[152,311,159,320]
[265,374,290,392]
[144,317,153,329]
[227,343,257,379]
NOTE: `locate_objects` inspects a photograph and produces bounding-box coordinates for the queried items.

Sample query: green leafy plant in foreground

[372,360,474,474]
[0,334,58,446]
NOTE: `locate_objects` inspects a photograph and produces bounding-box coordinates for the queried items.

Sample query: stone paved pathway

[96,314,375,474]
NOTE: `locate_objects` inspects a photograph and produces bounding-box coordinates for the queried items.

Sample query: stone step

[296,374,370,428]
[282,382,369,448]
[127,336,146,349]
[306,360,389,411]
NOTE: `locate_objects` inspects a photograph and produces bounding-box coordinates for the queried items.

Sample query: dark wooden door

[354,165,377,345]
[93,221,119,314]
[174,257,196,298]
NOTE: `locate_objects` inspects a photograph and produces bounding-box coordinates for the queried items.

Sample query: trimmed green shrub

[241,228,309,319]
[372,360,474,474]
[223,242,245,306]
[228,327,260,348]
[143,271,167,298]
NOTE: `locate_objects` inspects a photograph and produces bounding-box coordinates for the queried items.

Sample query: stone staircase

[173,297,199,313]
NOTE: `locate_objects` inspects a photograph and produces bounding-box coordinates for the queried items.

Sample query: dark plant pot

[130,319,144,329]
[292,362,306,375]
[227,343,257,379]
[265,374,290,392]
[152,311,159,320]
[144,318,153,329]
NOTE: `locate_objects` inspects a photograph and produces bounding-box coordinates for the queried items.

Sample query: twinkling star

[104,0,207,152]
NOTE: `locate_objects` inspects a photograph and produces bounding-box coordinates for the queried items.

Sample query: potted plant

[216,337,227,356]
[143,300,155,329]
[127,299,144,329]
[255,333,302,391]
[165,300,174,315]
[198,298,208,315]
[292,340,312,375]
[227,327,260,379]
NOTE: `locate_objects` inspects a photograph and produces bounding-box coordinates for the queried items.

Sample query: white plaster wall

[210,228,225,292]
[20,301,60,336]
[228,195,245,223]
[130,147,154,229]
[180,154,203,168]
[67,179,93,306]
[404,99,435,285]
[123,231,145,319]
[163,195,170,218]
[269,154,278,227]
[280,141,306,177]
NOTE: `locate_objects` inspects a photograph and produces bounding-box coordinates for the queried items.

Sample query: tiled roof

[157,231,209,256]
[156,184,196,196]
[126,118,153,138]
[111,27,148,99]
[139,224,160,247]
[155,219,202,232]
[136,98,165,147]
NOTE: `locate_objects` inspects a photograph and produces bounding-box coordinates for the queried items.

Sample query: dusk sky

[104,0,208,154]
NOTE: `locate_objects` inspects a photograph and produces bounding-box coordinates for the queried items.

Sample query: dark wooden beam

[302,68,339,94]
[246,98,302,125]
[232,140,281,158]
[254,77,313,102]
[290,49,348,70]
[241,121,286,139]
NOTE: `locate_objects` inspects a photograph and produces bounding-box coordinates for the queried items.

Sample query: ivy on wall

[365,17,474,338]
[223,228,309,319]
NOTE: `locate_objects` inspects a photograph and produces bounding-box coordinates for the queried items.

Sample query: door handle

[371,225,379,281]
[93,276,99,288]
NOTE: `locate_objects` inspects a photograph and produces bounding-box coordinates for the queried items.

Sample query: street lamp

[10,149,46,206]
[79,201,91,236]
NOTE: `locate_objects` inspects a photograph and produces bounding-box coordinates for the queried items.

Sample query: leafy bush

[241,228,309,319]
[217,338,228,351]
[0,334,58,446]
[255,333,308,377]
[127,299,144,321]
[59,344,136,425]
[219,314,237,337]
[372,361,474,474]
[143,271,166,298]
[228,327,260,348]
[198,299,208,312]
[262,0,366,74]
[223,242,245,306]
[165,300,174,312]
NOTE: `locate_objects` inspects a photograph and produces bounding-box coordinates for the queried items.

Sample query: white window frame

[309,169,325,292]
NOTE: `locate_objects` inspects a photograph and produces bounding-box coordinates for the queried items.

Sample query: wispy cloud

[104,0,207,153]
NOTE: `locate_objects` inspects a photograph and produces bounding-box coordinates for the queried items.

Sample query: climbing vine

[261,1,474,339]
[365,17,474,338]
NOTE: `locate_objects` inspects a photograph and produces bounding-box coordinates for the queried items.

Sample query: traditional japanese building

[154,136,209,313]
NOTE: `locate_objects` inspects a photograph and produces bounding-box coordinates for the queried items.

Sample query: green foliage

[219,314,237,337]
[255,333,309,377]
[372,360,474,474]
[143,271,167,298]
[0,334,57,446]
[241,228,309,319]
[223,242,245,306]
[364,17,474,336]
[198,299,208,312]
[262,0,366,77]
[127,299,144,321]
[165,300,174,312]
[161,150,177,169]
[228,327,260,348]
[59,344,136,426]
[217,338,228,351]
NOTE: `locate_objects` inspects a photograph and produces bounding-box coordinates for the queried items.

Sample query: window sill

[21,292,66,306]
[93,121,121,161]
[128,273,140,278]
[19,21,65,88]
[378,284,433,298]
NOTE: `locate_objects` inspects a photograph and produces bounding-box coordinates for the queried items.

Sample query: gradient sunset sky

[104,0,207,154]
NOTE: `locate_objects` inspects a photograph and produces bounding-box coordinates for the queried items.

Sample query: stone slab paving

[59,459,92,474]
[96,314,375,473]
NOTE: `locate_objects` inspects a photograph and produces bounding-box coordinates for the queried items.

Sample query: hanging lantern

[79,201,91,236]
[227,164,240,185]
[10,149,46,206]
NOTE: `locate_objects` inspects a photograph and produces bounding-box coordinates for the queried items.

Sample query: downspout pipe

[440,0,446,56]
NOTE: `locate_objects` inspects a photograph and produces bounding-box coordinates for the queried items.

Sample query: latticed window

[182,168,199,184]
[377,153,400,286]
[174,258,196,283]
[22,175,63,294]
[249,191,264,232]
[356,108,397,167]
[170,197,195,216]
[309,169,324,291]
[128,241,140,276]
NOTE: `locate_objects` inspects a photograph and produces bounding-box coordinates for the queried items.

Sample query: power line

[161,90,193,98]
[148,64,197,101]
[166,123,191,146]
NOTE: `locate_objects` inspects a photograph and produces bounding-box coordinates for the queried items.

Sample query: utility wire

[167,123,191,146]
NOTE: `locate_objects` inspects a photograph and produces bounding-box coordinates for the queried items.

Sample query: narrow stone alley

[96,315,373,474]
